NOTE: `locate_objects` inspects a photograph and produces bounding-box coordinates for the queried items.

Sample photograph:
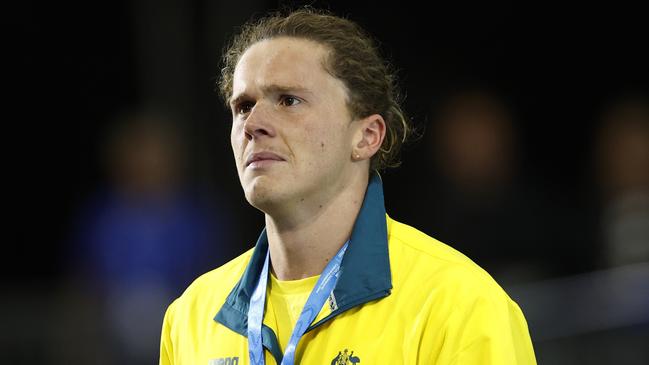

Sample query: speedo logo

[209,357,239,365]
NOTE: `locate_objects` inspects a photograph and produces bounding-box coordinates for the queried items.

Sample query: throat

[268,233,350,281]
[270,253,331,281]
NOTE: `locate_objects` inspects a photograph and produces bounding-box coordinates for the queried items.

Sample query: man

[160,8,536,365]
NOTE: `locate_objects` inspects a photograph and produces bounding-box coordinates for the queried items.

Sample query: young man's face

[230,37,357,212]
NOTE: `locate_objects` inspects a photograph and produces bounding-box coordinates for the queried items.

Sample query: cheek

[230,130,237,154]
[305,127,349,165]
[301,124,331,151]
[230,124,244,162]
[321,122,349,149]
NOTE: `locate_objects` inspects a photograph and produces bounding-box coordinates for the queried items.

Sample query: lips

[245,151,286,167]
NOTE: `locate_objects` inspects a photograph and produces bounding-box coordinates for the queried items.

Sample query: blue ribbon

[247,241,349,365]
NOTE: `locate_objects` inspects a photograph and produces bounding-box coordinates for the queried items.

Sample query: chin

[244,177,281,209]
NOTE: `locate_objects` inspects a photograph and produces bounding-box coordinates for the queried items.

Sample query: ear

[352,114,386,161]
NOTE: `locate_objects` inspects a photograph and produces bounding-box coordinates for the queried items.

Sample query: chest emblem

[331,349,360,364]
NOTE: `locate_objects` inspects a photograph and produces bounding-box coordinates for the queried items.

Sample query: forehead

[232,37,345,99]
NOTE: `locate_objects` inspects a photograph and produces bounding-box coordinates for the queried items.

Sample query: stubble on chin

[244,178,276,210]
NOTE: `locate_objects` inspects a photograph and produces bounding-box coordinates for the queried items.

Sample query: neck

[265,172,369,280]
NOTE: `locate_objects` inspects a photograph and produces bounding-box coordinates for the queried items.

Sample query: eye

[280,95,301,107]
[235,101,254,116]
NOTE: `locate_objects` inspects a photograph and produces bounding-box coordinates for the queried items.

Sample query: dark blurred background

[4,0,648,364]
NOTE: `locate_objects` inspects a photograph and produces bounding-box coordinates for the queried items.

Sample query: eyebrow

[229,84,314,107]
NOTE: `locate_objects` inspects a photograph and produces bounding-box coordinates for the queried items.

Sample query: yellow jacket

[160,175,536,364]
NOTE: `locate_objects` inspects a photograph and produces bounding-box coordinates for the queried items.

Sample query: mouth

[245,151,286,168]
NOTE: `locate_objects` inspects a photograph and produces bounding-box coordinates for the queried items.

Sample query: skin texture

[229,37,386,280]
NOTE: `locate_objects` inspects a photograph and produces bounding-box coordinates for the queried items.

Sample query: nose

[243,103,276,141]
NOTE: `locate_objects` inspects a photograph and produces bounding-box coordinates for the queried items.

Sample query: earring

[354,153,360,159]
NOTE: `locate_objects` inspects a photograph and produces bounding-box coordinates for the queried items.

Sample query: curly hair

[218,7,412,171]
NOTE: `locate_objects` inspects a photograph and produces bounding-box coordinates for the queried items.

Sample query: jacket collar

[214,173,392,338]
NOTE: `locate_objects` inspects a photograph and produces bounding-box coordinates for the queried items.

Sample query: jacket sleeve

[159,300,177,365]
[436,285,537,364]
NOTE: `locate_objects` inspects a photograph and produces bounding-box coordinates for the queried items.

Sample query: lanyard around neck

[247,241,349,365]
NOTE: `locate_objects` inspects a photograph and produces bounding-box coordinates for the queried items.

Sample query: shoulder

[386,215,512,303]
[386,216,532,346]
